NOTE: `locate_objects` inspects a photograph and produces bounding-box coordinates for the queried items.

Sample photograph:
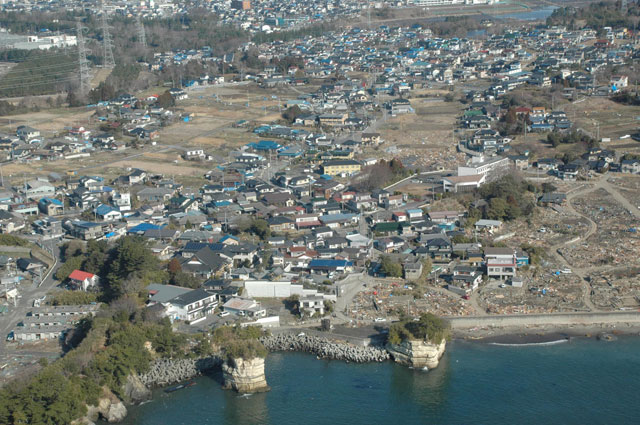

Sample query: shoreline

[452,322,640,345]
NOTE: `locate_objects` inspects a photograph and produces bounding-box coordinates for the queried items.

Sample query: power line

[0,63,79,82]
[101,5,115,69]
[0,76,77,91]
[77,20,91,95]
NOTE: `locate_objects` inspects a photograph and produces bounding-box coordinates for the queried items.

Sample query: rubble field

[477,273,586,315]
[499,207,591,248]
[562,189,640,269]
[589,267,640,311]
[347,279,475,321]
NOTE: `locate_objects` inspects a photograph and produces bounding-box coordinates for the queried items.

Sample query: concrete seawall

[446,312,640,330]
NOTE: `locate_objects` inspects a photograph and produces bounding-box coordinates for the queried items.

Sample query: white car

[374,318,387,322]
[560,268,572,274]
[218,311,230,317]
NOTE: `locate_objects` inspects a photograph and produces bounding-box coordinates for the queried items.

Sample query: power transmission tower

[101,6,115,68]
[136,14,147,48]
[76,20,91,95]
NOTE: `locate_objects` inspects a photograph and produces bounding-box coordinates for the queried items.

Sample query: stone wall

[386,339,446,369]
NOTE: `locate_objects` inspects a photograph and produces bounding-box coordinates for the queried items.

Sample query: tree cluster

[212,326,267,362]
[546,130,598,149]
[352,158,412,191]
[478,175,536,222]
[380,256,403,278]
[387,313,451,345]
[546,1,640,30]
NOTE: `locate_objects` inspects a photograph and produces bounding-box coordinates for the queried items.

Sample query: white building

[164,288,218,324]
[458,156,511,181]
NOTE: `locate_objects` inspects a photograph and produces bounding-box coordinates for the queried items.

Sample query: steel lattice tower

[101,7,115,68]
[137,15,147,48]
[76,21,91,95]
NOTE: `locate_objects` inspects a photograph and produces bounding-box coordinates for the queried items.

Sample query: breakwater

[139,357,222,387]
[261,333,390,362]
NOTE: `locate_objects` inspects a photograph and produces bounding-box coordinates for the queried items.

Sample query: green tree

[282,105,303,123]
[55,256,84,281]
[156,90,175,108]
[380,256,403,278]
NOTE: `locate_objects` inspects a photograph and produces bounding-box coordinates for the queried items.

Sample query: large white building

[0,32,77,51]
[457,156,511,181]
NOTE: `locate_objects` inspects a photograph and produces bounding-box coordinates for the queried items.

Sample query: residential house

[404,261,423,280]
[321,160,361,176]
[164,288,218,324]
[38,198,63,216]
[68,270,99,291]
[485,247,516,280]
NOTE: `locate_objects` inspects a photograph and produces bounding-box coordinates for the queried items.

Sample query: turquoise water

[116,338,640,425]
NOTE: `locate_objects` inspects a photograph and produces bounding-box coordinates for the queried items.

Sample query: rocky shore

[222,357,270,393]
[139,357,222,388]
[386,339,446,369]
[261,333,390,363]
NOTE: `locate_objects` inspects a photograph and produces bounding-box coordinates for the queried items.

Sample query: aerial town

[0,0,638,421]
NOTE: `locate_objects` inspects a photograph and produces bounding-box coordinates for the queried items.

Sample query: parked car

[218,311,230,317]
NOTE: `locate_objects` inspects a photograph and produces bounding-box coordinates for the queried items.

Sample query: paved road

[0,239,61,357]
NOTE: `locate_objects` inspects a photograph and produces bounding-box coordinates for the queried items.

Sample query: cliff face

[222,357,269,393]
[386,339,446,369]
[124,373,151,404]
[73,387,128,424]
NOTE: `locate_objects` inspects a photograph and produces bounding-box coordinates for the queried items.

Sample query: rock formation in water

[386,339,446,369]
[222,357,269,393]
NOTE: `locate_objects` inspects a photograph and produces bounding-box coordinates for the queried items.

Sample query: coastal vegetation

[213,325,268,362]
[387,313,451,345]
[0,309,187,425]
[0,236,194,424]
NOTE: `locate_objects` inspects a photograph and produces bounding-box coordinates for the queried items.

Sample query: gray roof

[168,288,214,307]
[147,284,191,303]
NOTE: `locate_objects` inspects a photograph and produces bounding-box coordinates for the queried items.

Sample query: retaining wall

[447,312,640,329]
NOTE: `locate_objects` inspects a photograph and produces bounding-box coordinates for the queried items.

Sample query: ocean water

[115,338,640,425]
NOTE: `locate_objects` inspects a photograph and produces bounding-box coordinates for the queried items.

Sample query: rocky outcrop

[222,357,269,393]
[75,387,128,424]
[386,339,446,369]
[124,373,152,403]
[139,357,222,387]
[261,333,390,363]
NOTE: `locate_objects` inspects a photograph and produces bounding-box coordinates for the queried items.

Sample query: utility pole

[76,20,91,96]
[136,14,147,49]
[101,5,115,69]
